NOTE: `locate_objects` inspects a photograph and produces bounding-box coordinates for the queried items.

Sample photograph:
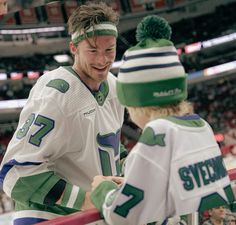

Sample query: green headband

[71,22,118,44]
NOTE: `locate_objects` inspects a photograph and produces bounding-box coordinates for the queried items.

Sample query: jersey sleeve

[102,147,169,225]
[0,94,86,212]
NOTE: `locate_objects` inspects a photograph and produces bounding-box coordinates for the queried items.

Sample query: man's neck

[72,65,101,91]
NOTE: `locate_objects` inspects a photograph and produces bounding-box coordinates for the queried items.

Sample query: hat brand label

[153,88,182,97]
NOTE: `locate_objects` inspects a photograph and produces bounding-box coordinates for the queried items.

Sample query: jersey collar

[63,66,109,106]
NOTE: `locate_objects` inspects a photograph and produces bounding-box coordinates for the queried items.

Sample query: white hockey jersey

[91,115,235,225]
[0,66,124,224]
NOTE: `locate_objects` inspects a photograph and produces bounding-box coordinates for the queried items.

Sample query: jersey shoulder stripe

[46,79,70,93]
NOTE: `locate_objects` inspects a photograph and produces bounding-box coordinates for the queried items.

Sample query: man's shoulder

[42,67,72,80]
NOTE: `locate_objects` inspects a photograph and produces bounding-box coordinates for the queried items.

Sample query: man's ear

[69,41,78,55]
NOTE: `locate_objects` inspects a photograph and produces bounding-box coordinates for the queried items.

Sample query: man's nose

[96,53,107,65]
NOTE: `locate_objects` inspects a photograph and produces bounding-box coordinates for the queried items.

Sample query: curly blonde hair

[128,101,194,122]
[68,1,119,35]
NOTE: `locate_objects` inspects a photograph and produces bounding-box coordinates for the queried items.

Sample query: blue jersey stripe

[174,114,200,120]
[0,159,42,188]
[14,217,47,225]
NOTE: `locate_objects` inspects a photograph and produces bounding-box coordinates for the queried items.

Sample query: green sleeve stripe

[15,201,78,216]
[61,184,86,210]
[66,185,80,208]
[11,170,86,211]
[30,173,62,204]
[91,180,118,212]
[73,187,86,210]
[61,183,73,206]
[46,79,70,93]
[12,171,60,205]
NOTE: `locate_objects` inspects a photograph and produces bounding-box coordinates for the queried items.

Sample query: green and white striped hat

[71,22,118,44]
[117,15,187,107]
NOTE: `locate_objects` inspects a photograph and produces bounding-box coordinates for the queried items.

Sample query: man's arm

[0,95,92,213]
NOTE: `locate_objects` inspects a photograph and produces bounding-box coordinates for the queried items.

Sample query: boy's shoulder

[147,114,205,129]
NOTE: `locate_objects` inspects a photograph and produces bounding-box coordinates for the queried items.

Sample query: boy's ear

[69,41,78,55]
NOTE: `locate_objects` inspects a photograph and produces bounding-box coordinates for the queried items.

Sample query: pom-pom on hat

[116,15,187,107]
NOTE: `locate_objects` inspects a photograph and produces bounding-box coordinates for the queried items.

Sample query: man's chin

[96,71,109,80]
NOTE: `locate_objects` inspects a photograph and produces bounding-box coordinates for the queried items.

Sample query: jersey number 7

[114,183,144,218]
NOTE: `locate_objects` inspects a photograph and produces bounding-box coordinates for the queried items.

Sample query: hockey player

[91,15,235,225]
[0,2,125,224]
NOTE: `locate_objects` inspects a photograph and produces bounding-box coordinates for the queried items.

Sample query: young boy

[91,15,235,225]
